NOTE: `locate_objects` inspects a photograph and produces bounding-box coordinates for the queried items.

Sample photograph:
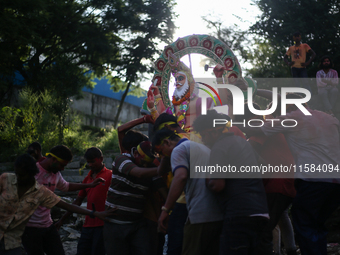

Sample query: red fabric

[249,134,296,198]
[229,126,246,140]
[153,158,160,166]
[78,167,112,227]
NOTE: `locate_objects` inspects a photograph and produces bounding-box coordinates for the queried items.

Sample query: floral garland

[172,89,191,105]
[176,100,190,127]
[167,91,196,128]
[172,85,195,105]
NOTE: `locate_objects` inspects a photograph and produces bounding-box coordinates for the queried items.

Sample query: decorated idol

[147,53,213,132]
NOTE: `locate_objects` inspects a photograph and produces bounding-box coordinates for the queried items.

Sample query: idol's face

[174,73,187,89]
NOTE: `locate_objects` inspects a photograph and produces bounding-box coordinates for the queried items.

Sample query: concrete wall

[71,92,148,130]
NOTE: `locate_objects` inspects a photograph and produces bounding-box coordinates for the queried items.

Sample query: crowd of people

[0,31,340,255]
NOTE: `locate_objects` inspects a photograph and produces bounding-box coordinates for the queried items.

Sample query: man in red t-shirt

[56,147,112,255]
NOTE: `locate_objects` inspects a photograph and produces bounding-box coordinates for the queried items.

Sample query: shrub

[0,88,120,162]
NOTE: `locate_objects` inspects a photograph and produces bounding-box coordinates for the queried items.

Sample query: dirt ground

[63,241,78,255]
[55,203,340,255]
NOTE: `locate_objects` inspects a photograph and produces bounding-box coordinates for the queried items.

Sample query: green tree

[106,0,176,127]
[0,0,176,131]
[0,88,57,161]
[250,0,340,77]
[247,38,290,78]
[0,87,120,162]
[0,0,121,140]
[0,0,121,102]
[202,16,250,64]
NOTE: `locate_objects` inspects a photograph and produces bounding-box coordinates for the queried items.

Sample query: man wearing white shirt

[316,55,339,116]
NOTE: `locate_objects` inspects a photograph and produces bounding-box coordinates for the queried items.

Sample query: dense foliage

[0,88,120,162]
[0,0,176,133]
[248,0,340,78]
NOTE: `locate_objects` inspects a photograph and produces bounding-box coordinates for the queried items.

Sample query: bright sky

[173,0,260,38]
[141,0,261,94]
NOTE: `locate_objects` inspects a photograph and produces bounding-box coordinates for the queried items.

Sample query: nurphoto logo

[199,83,311,116]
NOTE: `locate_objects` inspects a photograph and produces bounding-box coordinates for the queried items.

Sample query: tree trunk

[113,81,132,128]
[58,113,64,143]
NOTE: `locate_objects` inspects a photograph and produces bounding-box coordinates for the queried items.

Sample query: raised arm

[147,78,166,122]
[147,84,166,123]
[117,115,154,153]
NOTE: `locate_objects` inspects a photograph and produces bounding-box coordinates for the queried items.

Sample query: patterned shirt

[105,153,153,224]
[316,69,339,88]
[0,173,60,250]
[286,43,311,68]
[26,162,69,228]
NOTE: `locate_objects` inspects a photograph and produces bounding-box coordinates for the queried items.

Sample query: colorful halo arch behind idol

[141,34,257,112]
